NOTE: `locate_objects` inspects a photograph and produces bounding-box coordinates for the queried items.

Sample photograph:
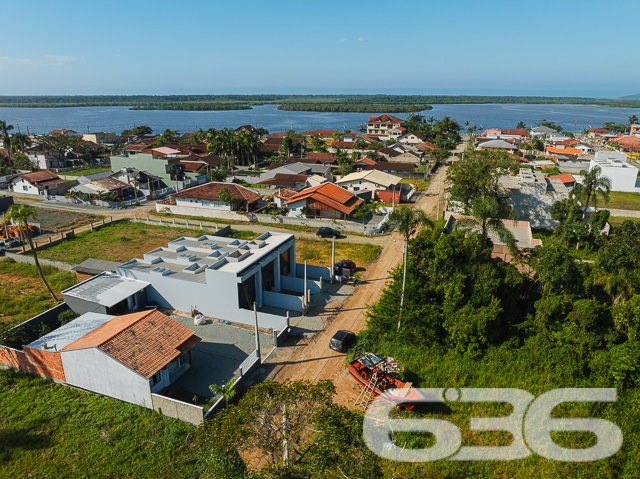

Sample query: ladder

[354,371,379,409]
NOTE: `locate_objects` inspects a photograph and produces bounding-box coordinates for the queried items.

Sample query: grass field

[0,369,202,478]
[61,166,112,176]
[34,221,382,269]
[35,221,257,264]
[608,216,640,229]
[0,259,76,325]
[604,191,640,210]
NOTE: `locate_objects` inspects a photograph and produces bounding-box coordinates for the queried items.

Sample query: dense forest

[1,94,640,111]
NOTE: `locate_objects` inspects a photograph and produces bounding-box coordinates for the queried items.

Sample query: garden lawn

[0,369,203,478]
[0,259,76,325]
[608,216,640,229]
[604,191,640,210]
[35,221,257,264]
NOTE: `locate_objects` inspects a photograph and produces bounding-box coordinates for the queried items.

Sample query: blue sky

[2,0,639,97]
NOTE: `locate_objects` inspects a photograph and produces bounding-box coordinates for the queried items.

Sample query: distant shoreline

[0,94,639,111]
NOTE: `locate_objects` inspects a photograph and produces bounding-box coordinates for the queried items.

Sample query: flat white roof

[62,273,149,307]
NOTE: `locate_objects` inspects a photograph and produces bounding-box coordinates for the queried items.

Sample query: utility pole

[330,236,335,284]
[253,302,261,361]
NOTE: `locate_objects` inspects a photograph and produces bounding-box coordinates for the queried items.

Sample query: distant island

[0,94,639,111]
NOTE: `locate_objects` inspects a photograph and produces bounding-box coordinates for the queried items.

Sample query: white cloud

[357,37,364,41]
[339,38,346,42]
[44,55,78,63]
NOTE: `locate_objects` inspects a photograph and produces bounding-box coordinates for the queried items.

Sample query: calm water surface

[0,103,636,135]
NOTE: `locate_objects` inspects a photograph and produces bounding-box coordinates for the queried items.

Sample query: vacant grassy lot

[34,221,381,269]
[605,191,640,210]
[295,238,381,268]
[62,166,112,176]
[0,259,76,325]
[33,207,103,233]
[0,369,202,478]
[35,221,256,264]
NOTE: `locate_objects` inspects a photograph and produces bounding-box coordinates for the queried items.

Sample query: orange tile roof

[284,182,363,215]
[546,174,575,184]
[62,310,200,378]
[546,147,582,155]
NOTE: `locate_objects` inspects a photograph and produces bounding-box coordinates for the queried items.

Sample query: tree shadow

[0,425,55,463]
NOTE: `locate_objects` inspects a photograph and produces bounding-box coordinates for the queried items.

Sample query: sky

[1,0,639,98]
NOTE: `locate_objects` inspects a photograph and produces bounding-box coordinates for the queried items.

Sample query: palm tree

[454,195,517,252]
[575,166,611,219]
[0,120,15,172]
[389,206,433,331]
[5,204,58,301]
[9,132,32,154]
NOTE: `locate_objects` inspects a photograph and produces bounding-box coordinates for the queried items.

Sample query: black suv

[329,330,356,352]
[316,227,341,239]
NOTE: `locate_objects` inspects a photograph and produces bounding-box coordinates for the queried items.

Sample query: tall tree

[37,134,81,166]
[389,206,433,331]
[0,120,14,172]
[5,205,58,301]
[629,115,639,126]
[575,165,611,218]
[9,132,32,154]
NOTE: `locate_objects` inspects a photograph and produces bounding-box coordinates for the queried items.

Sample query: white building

[337,169,403,193]
[590,151,640,192]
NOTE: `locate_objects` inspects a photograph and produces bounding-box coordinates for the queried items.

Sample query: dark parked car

[316,227,341,239]
[329,330,356,352]
[335,259,356,271]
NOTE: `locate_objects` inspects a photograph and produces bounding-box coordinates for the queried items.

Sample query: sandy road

[268,165,449,407]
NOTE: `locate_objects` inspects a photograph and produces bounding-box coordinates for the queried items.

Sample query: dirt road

[267,165,449,407]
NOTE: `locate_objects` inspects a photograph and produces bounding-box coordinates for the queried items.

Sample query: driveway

[167,314,273,398]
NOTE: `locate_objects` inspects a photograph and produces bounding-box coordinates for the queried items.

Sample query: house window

[23,186,28,191]
[151,371,162,386]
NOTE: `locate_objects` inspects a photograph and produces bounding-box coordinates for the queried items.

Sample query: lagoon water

[0,103,637,136]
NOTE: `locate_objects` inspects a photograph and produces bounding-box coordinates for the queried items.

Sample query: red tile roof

[266,132,288,138]
[62,310,200,378]
[588,127,610,133]
[499,129,528,136]
[330,141,355,149]
[124,144,148,152]
[274,189,297,199]
[366,114,404,124]
[306,152,337,163]
[377,147,402,158]
[49,129,77,135]
[546,147,582,155]
[284,182,363,215]
[171,182,263,204]
[416,141,436,151]
[546,174,575,184]
[258,173,308,187]
[178,161,207,173]
[354,157,377,166]
[17,170,64,187]
[613,136,640,151]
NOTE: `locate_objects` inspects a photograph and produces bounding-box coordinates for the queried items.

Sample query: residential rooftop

[117,232,294,280]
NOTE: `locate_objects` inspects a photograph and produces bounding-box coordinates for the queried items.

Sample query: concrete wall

[282,275,322,295]
[156,202,380,234]
[264,291,303,312]
[151,393,204,425]
[5,252,77,271]
[61,347,153,408]
[296,263,331,280]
